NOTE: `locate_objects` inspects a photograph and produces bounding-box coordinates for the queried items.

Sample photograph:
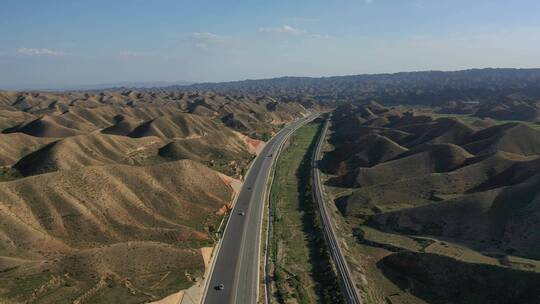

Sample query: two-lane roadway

[202,113,319,304]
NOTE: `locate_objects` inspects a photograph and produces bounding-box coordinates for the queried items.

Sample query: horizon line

[2,66,540,92]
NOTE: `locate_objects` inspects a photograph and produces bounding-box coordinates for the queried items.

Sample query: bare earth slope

[14,133,164,176]
[0,133,55,166]
[0,90,312,303]
[321,102,540,304]
[0,159,235,303]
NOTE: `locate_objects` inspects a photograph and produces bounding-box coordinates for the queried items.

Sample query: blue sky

[1,0,539,89]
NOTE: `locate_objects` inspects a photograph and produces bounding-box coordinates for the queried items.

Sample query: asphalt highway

[202,113,319,304]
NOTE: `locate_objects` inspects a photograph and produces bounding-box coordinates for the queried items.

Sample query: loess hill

[0,90,310,303]
[321,101,540,304]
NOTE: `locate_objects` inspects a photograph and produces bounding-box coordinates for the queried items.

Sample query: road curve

[312,118,363,304]
[202,113,319,304]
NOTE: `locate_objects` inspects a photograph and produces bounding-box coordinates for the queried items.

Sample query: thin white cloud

[191,32,228,49]
[17,48,64,56]
[192,32,227,42]
[365,0,374,4]
[258,25,306,35]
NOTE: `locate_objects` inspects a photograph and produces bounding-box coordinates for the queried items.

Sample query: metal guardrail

[311,118,363,304]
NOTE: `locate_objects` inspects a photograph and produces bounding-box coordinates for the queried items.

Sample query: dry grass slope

[0,160,235,302]
[321,102,540,304]
[0,89,314,303]
[14,133,163,176]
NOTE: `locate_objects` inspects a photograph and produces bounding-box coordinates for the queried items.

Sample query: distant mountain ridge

[175,68,540,105]
[5,68,540,105]
[70,81,193,91]
[1,81,193,92]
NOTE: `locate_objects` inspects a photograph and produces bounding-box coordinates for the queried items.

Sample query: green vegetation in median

[269,121,344,304]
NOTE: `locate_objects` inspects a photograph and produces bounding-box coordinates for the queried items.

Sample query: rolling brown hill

[378,252,540,304]
[13,133,164,176]
[100,114,143,136]
[0,133,55,166]
[158,132,256,177]
[0,90,303,180]
[354,143,473,187]
[322,133,408,179]
[475,100,540,122]
[338,148,535,218]
[128,113,223,140]
[371,173,540,259]
[0,89,312,303]
[0,160,236,303]
[0,91,310,139]
[398,117,475,147]
[0,109,36,130]
[463,122,540,156]
[61,104,182,129]
[321,101,540,304]
[3,115,88,137]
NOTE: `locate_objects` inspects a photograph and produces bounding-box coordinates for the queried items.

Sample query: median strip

[266,119,344,304]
